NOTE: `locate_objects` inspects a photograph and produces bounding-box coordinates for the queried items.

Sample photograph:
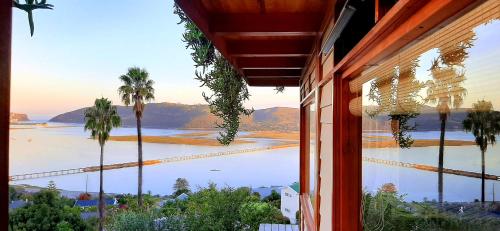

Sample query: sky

[11,0,299,120]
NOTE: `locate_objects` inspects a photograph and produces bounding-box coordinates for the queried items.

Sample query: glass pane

[309,102,317,209]
[361,1,500,230]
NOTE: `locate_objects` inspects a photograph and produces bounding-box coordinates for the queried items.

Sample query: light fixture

[321,1,357,54]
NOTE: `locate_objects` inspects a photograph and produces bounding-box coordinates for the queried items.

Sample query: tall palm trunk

[481,149,486,204]
[136,115,143,208]
[98,144,104,231]
[438,113,447,204]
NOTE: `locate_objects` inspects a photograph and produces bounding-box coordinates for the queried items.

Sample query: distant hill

[363,105,472,131]
[9,113,29,123]
[49,102,299,131]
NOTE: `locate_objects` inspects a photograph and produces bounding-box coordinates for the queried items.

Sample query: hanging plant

[13,0,54,36]
[174,4,253,145]
[366,59,424,148]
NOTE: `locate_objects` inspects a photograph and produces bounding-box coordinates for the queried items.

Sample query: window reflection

[309,102,317,211]
[360,0,500,229]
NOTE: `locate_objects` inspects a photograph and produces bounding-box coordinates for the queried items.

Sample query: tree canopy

[9,190,91,231]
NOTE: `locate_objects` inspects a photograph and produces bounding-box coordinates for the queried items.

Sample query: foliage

[84,97,121,230]
[274,86,285,94]
[239,202,290,230]
[388,113,418,148]
[9,186,20,201]
[366,59,425,148]
[47,180,57,191]
[160,183,289,231]
[9,190,91,231]
[463,100,500,154]
[362,185,500,231]
[12,0,54,36]
[117,194,160,212]
[262,190,281,209]
[106,210,185,231]
[463,100,500,202]
[426,33,474,115]
[174,4,253,145]
[56,221,74,231]
[173,178,191,197]
[118,67,155,119]
[118,67,155,208]
[84,98,121,147]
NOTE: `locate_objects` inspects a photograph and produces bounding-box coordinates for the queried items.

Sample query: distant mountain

[9,113,29,123]
[363,105,472,131]
[49,102,299,131]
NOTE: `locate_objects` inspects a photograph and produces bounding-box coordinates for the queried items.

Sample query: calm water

[363,131,500,202]
[10,124,500,202]
[9,123,299,195]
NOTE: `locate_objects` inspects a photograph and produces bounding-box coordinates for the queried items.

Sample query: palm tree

[84,98,121,231]
[118,67,155,208]
[463,100,500,204]
[426,34,474,204]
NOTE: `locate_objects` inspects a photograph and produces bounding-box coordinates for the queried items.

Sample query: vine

[174,4,253,145]
[13,0,54,36]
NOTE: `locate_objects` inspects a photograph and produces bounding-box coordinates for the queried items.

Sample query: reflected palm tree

[84,98,121,231]
[426,33,474,204]
[367,59,425,148]
[463,100,500,204]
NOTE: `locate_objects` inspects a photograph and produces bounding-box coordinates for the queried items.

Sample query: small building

[9,200,28,212]
[74,198,117,208]
[176,193,189,201]
[281,183,299,224]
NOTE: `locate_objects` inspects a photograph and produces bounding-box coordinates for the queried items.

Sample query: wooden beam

[244,69,302,77]
[210,13,322,37]
[247,77,299,87]
[333,76,362,231]
[236,57,307,69]
[227,39,314,56]
[0,0,11,228]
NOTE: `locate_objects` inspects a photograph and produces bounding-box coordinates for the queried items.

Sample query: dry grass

[176,132,214,137]
[109,135,253,146]
[240,131,299,140]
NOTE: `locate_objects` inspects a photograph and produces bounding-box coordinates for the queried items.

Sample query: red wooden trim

[332,75,362,231]
[314,86,321,229]
[300,195,316,231]
[0,0,11,228]
[244,69,302,77]
[210,13,322,37]
[301,0,336,80]
[246,78,299,87]
[335,0,483,79]
[375,0,396,23]
[236,57,306,69]
[226,39,314,56]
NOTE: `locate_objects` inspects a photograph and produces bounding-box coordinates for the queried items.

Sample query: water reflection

[361,1,500,229]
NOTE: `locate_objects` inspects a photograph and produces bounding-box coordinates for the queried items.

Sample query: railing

[9,144,299,182]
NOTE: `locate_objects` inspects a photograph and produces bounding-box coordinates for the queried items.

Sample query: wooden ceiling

[175,0,331,87]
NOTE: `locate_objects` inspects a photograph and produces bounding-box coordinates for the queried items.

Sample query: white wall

[281,186,299,224]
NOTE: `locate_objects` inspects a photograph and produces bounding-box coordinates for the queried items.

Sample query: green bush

[362,188,500,231]
[240,202,289,230]
[9,190,91,231]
